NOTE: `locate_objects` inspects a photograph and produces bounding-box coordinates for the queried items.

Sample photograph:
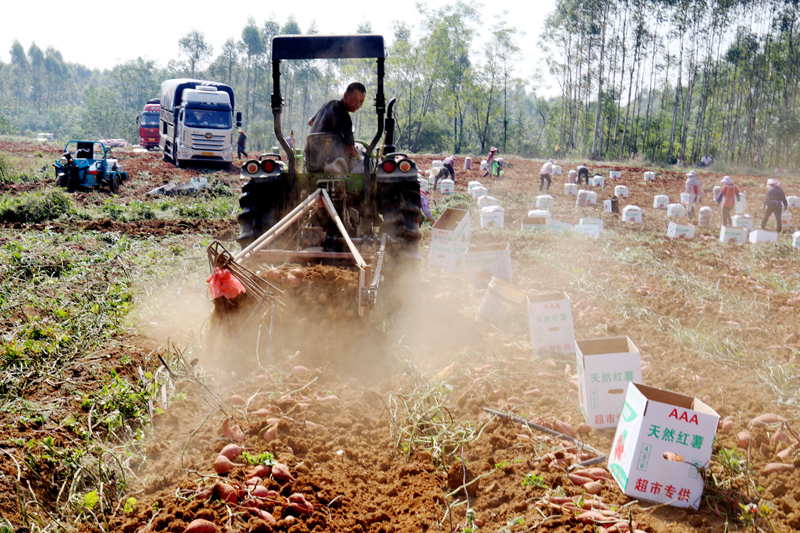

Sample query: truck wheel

[110,175,121,194]
[56,174,68,188]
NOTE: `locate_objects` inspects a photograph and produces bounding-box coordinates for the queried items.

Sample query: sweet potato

[568,379,579,390]
[214,455,238,475]
[564,364,572,377]
[577,511,607,523]
[246,476,261,488]
[272,463,295,483]
[777,445,796,459]
[262,425,278,443]
[762,463,794,474]
[252,485,269,498]
[720,418,735,432]
[318,395,340,407]
[222,418,245,443]
[185,518,219,533]
[737,430,751,449]
[292,365,312,377]
[251,408,271,418]
[553,418,574,437]
[578,423,593,434]
[215,482,238,504]
[219,443,243,461]
[230,395,246,405]
[286,272,302,287]
[544,359,557,369]
[289,268,306,279]
[771,429,791,444]
[264,268,282,282]
[578,467,610,480]
[569,473,593,486]
[251,509,277,523]
[583,481,603,494]
[750,413,785,427]
[663,452,684,462]
[524,388,544,397]
[247,465,272,479]
[288,493,313,514]
[538,372,557,379]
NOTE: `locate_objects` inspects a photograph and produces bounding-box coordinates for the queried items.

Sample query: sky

[1,0,559,96]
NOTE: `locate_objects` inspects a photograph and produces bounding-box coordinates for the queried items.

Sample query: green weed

[0,189,72,222]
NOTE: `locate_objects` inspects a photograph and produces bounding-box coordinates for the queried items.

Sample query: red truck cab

[137,99,160,149]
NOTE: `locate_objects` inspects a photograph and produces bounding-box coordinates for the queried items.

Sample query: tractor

[219,34,423,319]
[54,140,128,194]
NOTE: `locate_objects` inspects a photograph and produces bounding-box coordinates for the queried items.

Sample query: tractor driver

[307,82,367,165]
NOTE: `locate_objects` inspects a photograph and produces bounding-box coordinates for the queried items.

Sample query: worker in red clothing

[715,176,740,227]
[684,171,703,218]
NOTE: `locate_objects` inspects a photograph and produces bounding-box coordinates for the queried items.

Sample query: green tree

[178,30,213,78]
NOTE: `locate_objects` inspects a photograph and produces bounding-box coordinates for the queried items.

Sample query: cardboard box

[731,215,753,231]
[591,176,606,188]
[431,208,471,244]
[610,170,622,179]
[586,191,598,205]
[793,231,800,249]
[667,204,686,217]
[477,195,498,207]
[429,208,471,272]
[720,226,746,244]
[667,222,695,239]
[527,209,551,219]
[748,229,778,243]
[644,171,656,182]
[573,224,600,238]
[528,292,575,353]
[547,219,573,233]
[565,183,578,196]
[788,196,800,208]
[580,218,604,232]
[480,206,504,228]
[608,383,720,509]
[466,243,512,288]
[476,277,527,326]
[575,337,642,429]
[438,178,455,194]
[521,216,548,231]
[622,206,642,223]
[615,185,629,198]
[781,210,792,224]
[604,200,613,213]
[536,195,554,208]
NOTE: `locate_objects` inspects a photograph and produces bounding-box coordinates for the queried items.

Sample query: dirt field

[1,141,799,533]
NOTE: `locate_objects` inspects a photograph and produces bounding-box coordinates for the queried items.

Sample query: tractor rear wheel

[110,175,121,194]
[237,179,286,249]
[380,181,423,257]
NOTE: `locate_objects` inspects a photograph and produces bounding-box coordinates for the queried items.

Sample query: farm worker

[700,154,713,167]
[418,178,436,224]
[576,164,589,185]
[237,129,247,160]
[539,159,554,192]
[308,82,367,165]
[762,178,788,233]
[482,147,498,177]
[442,155,456,180]
[715,176,740,227]
[567,169,577,184]
[684,171,703,218]
[433,166,450,190]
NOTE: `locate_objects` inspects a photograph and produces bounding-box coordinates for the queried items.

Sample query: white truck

[159,79,241,168]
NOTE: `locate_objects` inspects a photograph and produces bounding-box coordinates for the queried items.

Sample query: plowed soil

[2,142,799,533]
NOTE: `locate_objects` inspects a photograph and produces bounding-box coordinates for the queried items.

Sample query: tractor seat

[305,133,348,173]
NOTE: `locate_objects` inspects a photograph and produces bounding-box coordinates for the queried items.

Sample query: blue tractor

[54,140,129,194]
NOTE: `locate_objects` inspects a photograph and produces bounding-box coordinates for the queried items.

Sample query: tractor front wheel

[110,175,121,194]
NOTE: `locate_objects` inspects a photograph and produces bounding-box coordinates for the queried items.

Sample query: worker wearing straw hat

[716,176,740,227]
[762,178,788,232]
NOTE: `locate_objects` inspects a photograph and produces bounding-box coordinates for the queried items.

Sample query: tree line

[1,0,798,169]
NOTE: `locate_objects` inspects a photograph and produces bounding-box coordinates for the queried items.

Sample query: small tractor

[54,140,128,194]
[208,34,422,322]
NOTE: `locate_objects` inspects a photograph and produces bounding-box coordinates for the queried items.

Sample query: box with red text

[576,337,642,429]
[608,383,720,510]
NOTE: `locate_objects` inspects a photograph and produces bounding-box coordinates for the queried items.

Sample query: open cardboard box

[528,292,575,354]
[466,243,512,288]
[429,208,471,272]
[576,336,642,429]
[608,383,720,509]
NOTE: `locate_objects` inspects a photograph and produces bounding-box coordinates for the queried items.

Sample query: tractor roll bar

[270,34,387,217]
